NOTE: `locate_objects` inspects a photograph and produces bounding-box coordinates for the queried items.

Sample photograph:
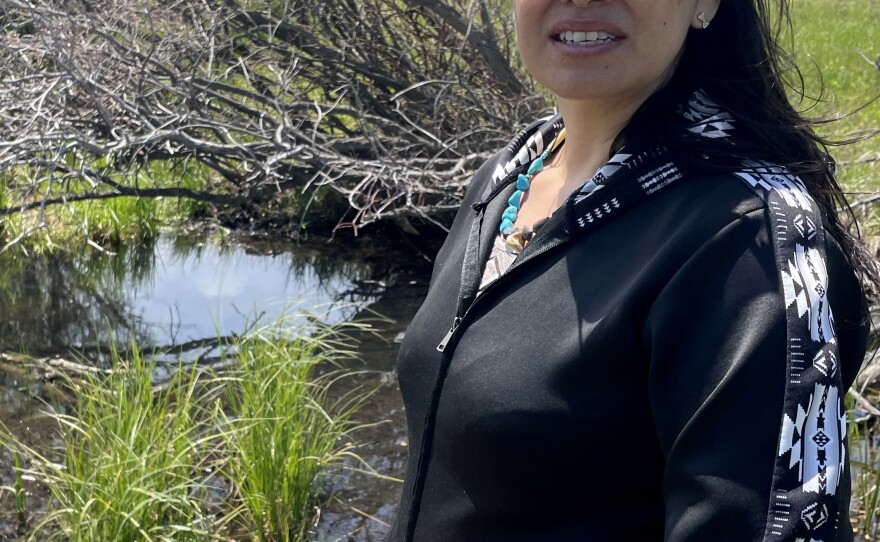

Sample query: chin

[538,72,664,106]
[543,80,629,102]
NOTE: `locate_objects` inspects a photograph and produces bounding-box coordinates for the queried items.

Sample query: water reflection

[0,233,430,541]
[0,243,156,356]
[0,236,387,358]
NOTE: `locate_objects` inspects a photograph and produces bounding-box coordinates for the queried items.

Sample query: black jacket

[390,92,870,542]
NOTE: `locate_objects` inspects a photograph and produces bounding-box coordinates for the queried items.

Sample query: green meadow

[792,0,880,230]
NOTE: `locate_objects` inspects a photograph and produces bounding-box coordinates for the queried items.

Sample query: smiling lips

[555,30,618,45]
[549,19,625,48]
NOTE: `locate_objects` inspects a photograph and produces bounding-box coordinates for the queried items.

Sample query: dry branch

[0,0,548,245]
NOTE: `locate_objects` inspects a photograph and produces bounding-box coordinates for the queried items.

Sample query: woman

[390,0,874,540]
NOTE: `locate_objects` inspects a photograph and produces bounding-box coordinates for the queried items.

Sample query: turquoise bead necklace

[499,147,552,234]
[498,132,565,252]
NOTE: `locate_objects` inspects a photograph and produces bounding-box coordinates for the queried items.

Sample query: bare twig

[0,0,546,247]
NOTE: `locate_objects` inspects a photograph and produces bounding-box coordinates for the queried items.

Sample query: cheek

[513,8,543,65]
[512,1,543,34]
[634,13,692,72]
[514,37,540,82]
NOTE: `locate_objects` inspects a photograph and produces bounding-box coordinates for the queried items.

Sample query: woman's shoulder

[661,159,823,238]
[673,158,868,341]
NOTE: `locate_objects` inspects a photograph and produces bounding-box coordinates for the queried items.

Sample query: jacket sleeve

[643,207,861,542]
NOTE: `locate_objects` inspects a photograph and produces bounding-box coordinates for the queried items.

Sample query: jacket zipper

[406,217,571,542]
[435,217,569,352]
[409,140,686,540]
[471,162,529,212]
[436,317,461,352]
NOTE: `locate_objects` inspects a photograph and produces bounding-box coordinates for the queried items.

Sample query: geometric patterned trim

[734,162,846,542]
[489,115,562,187]
[481,88,734,207]
[569,146,683,232]
[481,119,684,236]
[681,89,736,139]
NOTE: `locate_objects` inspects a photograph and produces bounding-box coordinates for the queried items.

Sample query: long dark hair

[622,0,879,302]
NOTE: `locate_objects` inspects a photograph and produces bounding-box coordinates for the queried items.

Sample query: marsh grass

[850,415,880,539]
[72,195,161,245]
[0,344,220,542]
[0,450,28,532]
[846,388,880,542]
[0,158,217,255]
[0,317,368,542]
[221,325,366,542]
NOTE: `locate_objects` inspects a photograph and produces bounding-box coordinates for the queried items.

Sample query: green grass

[221,326,364,542]
[0,157,218,256]
[0,346,217,542]
[71,195,161,245]
[792,6,880,534]
[0,318,367,542]
[849,407,880,539]
[0,451,27,536]
[791,0,880,226]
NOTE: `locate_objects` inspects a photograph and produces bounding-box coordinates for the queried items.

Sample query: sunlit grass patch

[0,345,219,542]
[0,316,368,541]
[71,195,161,245]
[0,157,221,255]
[791,0,880,231]
[220,324,366,542]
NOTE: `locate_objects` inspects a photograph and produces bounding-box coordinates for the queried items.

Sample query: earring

[697,12,711,29]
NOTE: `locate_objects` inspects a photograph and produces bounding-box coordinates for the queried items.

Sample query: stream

[0,232,432,541]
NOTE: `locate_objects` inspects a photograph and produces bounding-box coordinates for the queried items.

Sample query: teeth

[557,30,616,43]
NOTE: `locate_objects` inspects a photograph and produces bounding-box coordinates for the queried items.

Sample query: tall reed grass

[1,345,219,542]
[221,327,364,542]
[0,318,367,542]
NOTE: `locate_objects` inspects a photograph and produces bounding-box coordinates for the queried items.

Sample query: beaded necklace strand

[499,130,566,252]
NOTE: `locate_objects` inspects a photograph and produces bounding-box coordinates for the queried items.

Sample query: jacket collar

[455,89,738,316]
[473,89,736,213]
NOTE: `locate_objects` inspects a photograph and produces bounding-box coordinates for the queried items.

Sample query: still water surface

[0,234,430,541]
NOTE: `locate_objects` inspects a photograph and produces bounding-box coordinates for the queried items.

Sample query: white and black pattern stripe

[681,88,736,139]
[490,115,560,186]
[683,94,847,539]
[592,151,632,183]
[570,146,684,234]
[681,94,847,540]
[488,90,734,203]
[733,163,846,542]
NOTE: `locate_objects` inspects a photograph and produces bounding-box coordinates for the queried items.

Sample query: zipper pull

[436,317,462,352]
